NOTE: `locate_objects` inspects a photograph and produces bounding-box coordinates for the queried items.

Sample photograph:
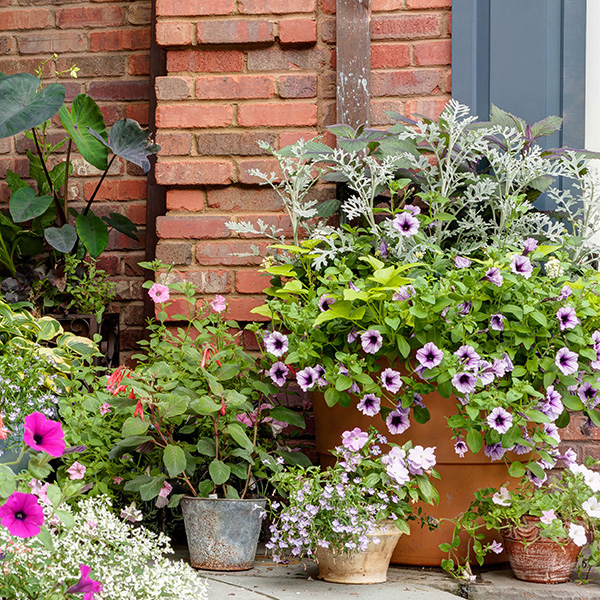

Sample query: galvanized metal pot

[181,496,266,571]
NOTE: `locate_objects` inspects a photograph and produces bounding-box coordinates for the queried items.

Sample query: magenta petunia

[357,393,381,417]
[66,564,103,597]
[148,282,170,304]
[416,342,444,369]
[510,255,533,279]
[392,212,420,237]
[23,412,65,457]
[555,347,579,376]
[0,492,44,538]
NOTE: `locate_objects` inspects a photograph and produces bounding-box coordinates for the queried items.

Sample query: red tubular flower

[106,366,126,394]
[134,399,144,421]
[220,400,226,416]
[200,346,212,368]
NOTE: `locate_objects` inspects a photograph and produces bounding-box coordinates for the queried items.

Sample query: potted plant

[266,426,439,583]
[442,456,600,584]
[105,260,308,571]
[227,100,600,564]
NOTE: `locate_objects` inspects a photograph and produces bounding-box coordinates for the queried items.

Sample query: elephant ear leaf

[102,212,138,241]
[0,73,65,139]
[44,224,77,253]
[88,119,161,174]
[59,94,108,171]
[76,213,108,259]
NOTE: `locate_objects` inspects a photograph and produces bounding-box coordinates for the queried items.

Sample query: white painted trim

[586,1,600,151]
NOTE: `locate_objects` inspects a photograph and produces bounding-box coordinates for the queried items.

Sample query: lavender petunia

[348,281,359,292]
[490,313,506,331]
[538,385,564,420]
[452,372,477,394]
[578,381,599,408]
[264,331,289,357]
[477,360,496,386]
[404,204,421,216]
[314,364,328,387]
[484,267,504,287]
[392,212,420,237]
[555,347,579,376]
[511,254,534,279]
[562,447,578,468]
[458,301,472,316]
[416,342,444,369]
[357,393,381,417]
[454,256,471,268]
[268,362,289,387]
[296,367,318,392]
[454,438,468,458]
[380,368,403,393]
[318,295,336,312]
[454,345,480,369]
[559,285,573,300]
[392,285,415,302]
[386,408,411,435]
[379,238,389,259]
[556,306,580,331]
[484,442,507,461]
[361,329,383,354]
[523,237,538,255]
[347,329,359,343]
[406,445,436,475]
[487,407,513,434]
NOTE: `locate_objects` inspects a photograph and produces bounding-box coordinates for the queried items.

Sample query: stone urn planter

[180,496,266,571]
[314,520,402,584]
[501,518,581,583]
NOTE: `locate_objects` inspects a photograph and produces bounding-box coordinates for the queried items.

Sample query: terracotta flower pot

[315,520,402,584]
[313,389,509,566]
[501,518,581,583]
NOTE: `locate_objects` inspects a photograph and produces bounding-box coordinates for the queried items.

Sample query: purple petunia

[347,329,359,344]
[357,393,381,417]
[559,285,573,300]
[457,301,472,316]
[538,385,564,420]
[386,408,411,435]
[318,295,336,312]
[487,407,513,434]
[454,345,480,369]
[490,313,506,331]
[392,285,416,302]
[361,329,383,354]
[296,367,318,392]
[578,382,599,408]
[66,564,103,598]
[314,364,328,387]
[556,306,580,331]
[392,212,420,237]
[268,362,289,387]
[484,267,504,287]
[380,368,403,393]
[454,256,471,268]
[485,442,507,461]
[416,342,444,369]
[264,331,289,357]
[452,372,477,394]
[510,254,534,279]
[379,239,389,259]
[454,438,468,458]
[523,237,538,255]
[555,347,579,376]
[404,204,421,216]
[477,360,496,386]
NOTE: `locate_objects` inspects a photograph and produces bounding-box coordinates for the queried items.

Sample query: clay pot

[502,518,581,583]
[313,389,509,566]
[315,520,402,584]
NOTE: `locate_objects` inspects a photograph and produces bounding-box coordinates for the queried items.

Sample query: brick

[157,215,231,239]
[320,72,336,98]
[155,76,194,100]
[167,50,244,73]
[96,254,121,276]
[156,241,193,265]
[445,69,452,93]
[372,70,442,96]
[196,240,268,265]
[156,0,233,16]
[238,103,317,127]
[156,132,194,156]
[279,131,318,147]
[155,159,233,185]
[237,158,282,184]
[157,298,191,321]
[370,99,405,126]
[156,22,193,47]
[278,74,316,98]
[371,44,411,69]
[19,31,86,54]
[0,35,14,54]
[0,9,49,30]
[163,270,231,294]
[88,81,149,101]
[129,54,151,76]
[197,19,274,45]
[247,47,325,71]
[56,7,124,28]
[224,296,269,322]
[83,179,147,202]
[155,105,232,128]
[371,15,442,40]
[128,4,152,25]
[166,189,205,211]
[126,104,149,126]
[279,19,317,45]
[207,187,282,211]
[89,29,150,52]
[372,0,403,9]
[236,270,270,294]
[234,213,292,237]
[414,40,451,66]
[407,0,451,7]
[321,0,335,14]
[56,55,125,77]
[196,75,274,100]
[405,97,449,120]
[126,203,147,225]
[196,132,277,156]
[239,0,316,14]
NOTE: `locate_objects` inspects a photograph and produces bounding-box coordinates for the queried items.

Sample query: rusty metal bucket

[181,496,266,571]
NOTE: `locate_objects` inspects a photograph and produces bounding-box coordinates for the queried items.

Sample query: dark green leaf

[76,213,109,258]
[163,444,186,478]
[140,477,165,501]
[196,438,216,457]
[209,459,231,485]
[9,186,52,223]
[44,224,77,253]
[278,450,312,467]
[269,406,305,429]
[466,429,482,454]
[102,212,138,240]
[227,422,253,451]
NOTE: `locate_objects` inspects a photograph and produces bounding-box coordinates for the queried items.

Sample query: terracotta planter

[502,518,581,583]
[313,390,509,566]
[315,520,402,584]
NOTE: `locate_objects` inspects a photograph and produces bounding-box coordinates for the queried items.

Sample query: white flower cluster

[0,496,208,600]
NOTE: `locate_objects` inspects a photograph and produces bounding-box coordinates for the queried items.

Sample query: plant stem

[240,406,260,500]
[63,138,72,221]
[83,154,116,217]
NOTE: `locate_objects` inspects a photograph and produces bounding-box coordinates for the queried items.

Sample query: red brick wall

[0,0,152,356]
[154,0,452,323]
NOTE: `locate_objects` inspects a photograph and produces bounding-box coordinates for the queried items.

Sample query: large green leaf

[76,213,108,258]
[89,118,160,173]
[163,444,186,478]
[209,459,231,486]
[268,406,305,429]
[0,73,65,139]
[9,186,52,223]
[59,94,108,171]
[102,212,138,241]
[44,224,77,253]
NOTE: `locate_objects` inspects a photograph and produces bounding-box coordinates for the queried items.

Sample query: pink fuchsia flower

[113,476,123,485]
[392,212,420,237]
[66,564,103,598]
[568,523,587,547]
[454,256,471,268]
[23,412,65,457]
[268,362,289,387]
[361,329,383,354]
[523,237,538,254]
[556,306,580,331]
[492,487,511,506]
[264,331,289,357]
[67,461,87,480]
[380,368,403,393]
[454,439,468,458]
[452,372,477,395]
[559,285,573,300]
[510,254,533,279]
[341,428,369,452]
[357,394,381,417]
[416,342,444,369]
[296,367,318,392]
[159,481,173,499]
[487,407,513,434]
[484,267,503,287]
[540,509,557,524]
[489,540,504,554]
[148,282,170,303]
[489,313,506,331]
[99,403,111,416]
[318,294,336,311]
[0,492,44,538]
[406,445,436,474]
[555,347,579,375]
[386,408,411,435]
[211,294,226,313]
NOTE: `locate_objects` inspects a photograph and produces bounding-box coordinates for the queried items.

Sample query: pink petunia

[148,283,170,304]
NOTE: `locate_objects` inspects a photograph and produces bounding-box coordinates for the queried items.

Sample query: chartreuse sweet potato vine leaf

[0,73,65,139]
[88,118,161,174]
[59,94,108,171]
